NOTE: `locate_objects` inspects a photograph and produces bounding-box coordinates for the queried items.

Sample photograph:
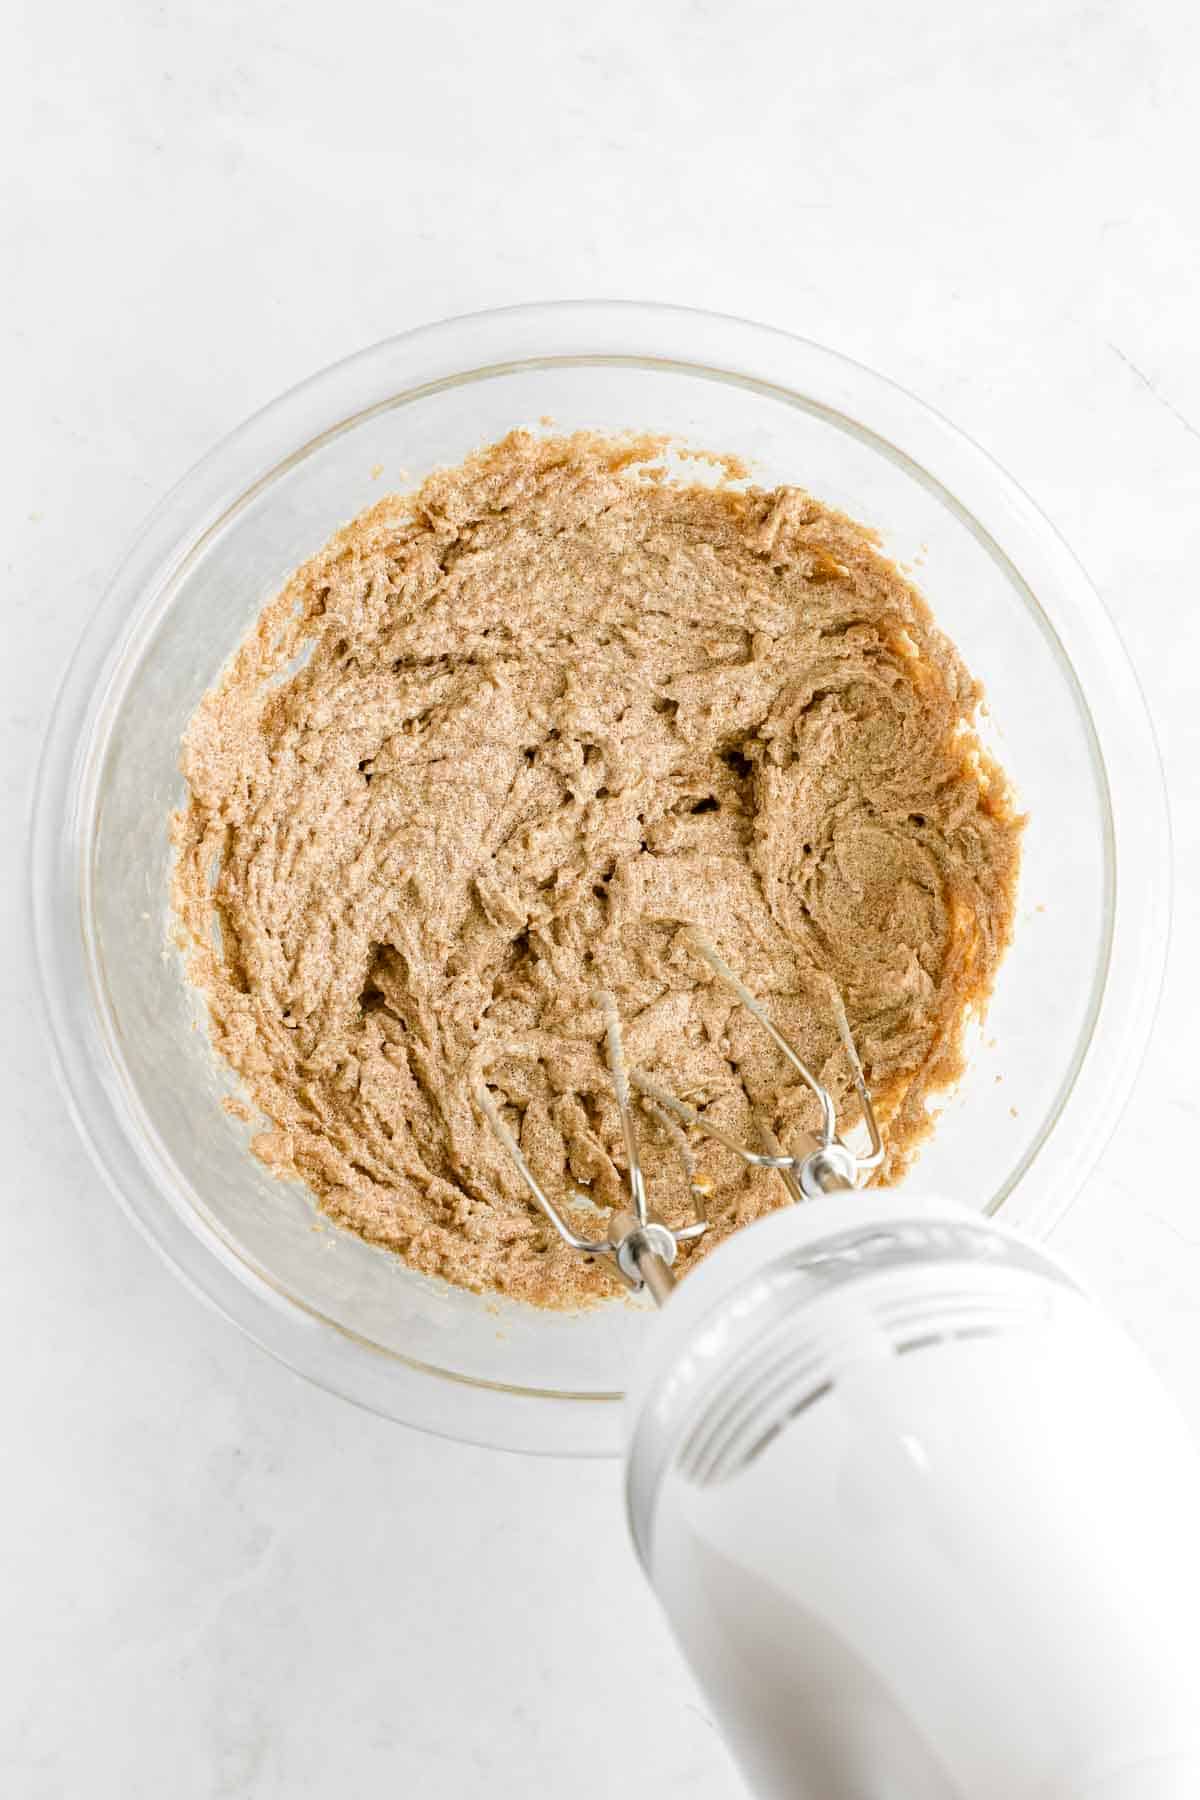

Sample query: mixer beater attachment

[475,931,883,1304]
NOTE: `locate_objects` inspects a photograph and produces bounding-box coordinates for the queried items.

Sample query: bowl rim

[30,298,1171,1456]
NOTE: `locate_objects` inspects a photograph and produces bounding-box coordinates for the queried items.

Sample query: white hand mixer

[479,935,1200,1799]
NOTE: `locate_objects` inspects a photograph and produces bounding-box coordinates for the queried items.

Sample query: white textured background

[5,2,1199,1794]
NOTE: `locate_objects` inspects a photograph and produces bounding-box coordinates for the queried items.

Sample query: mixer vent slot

[895,1323,1004,1355]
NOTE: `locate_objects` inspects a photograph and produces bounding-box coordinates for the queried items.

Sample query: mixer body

[626,1197,1200,1799]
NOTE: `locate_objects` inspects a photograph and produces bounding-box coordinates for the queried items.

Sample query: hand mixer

[478,934,1200,1800]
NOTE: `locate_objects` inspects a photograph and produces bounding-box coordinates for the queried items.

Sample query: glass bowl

[32,302,1169,1456]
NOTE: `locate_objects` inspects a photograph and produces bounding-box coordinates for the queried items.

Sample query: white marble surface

[4,1,1199,1792]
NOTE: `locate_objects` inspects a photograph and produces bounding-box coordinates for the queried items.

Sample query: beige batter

[173,431,1021,1307]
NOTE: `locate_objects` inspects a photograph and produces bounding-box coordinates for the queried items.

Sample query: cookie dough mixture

[173,431,1021,1307]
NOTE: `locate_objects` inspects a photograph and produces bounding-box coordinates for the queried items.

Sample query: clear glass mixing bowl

[32,302,1169,1455]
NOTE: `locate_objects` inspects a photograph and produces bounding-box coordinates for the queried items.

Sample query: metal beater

[475,930,884,1303]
